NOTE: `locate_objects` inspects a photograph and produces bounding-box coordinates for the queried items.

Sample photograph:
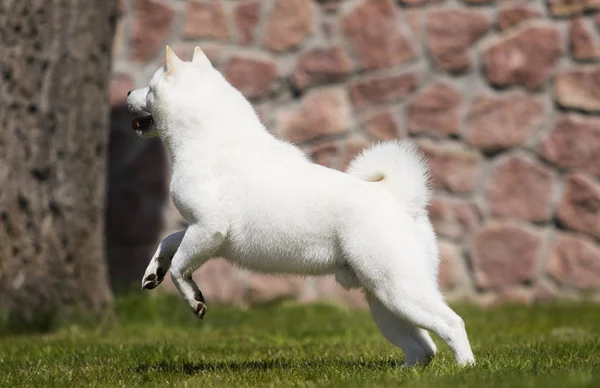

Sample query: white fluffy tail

[347,140,432,214]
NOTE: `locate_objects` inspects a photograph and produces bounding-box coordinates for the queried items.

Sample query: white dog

[126,46,475,366]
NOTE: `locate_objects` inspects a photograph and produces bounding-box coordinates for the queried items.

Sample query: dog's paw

[192,300,207,319]
[141,273,162,290]
[141,259,166,290]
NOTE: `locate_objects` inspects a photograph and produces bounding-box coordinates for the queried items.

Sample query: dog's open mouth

[132,114,154,132]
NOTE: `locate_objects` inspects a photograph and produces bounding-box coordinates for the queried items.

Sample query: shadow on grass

[135,357,404,375]
[0,304,115,337]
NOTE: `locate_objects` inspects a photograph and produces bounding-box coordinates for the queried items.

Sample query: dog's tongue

[132,115,153,131]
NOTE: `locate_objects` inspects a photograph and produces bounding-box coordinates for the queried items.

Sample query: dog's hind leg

[170,224,225,319]
[369,280,474,366]
[335,265,361,290]
[336,265,437,366]
[141,230,185,290]
[366,293,437,366]
[342,214,474,365]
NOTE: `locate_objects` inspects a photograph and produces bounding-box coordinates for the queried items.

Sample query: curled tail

[347,140,432,215]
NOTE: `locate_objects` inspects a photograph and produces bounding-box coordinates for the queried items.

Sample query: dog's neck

[159,107,273,169]
[156,76,276,169]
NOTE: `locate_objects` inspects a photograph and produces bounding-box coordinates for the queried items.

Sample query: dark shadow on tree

[105,105,169,290]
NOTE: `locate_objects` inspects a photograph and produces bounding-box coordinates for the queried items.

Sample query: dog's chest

[169,168,221,223]
[169,182,196,222]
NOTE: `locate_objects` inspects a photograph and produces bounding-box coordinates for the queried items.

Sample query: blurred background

[2,0,600,325]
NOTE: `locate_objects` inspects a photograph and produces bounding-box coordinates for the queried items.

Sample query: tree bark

[0,0,116,326]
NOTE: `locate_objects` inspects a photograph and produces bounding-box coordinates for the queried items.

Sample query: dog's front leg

[142,230,186,290]
[170,224,226,319]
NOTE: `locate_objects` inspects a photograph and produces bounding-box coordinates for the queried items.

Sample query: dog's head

[126,46,215,138]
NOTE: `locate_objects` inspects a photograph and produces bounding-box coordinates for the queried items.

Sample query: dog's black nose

[127,90,132,97]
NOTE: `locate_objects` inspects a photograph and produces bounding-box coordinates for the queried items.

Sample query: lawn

[0,293,599,387]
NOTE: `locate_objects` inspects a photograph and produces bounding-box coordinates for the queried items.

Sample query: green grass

[0,293,599,387]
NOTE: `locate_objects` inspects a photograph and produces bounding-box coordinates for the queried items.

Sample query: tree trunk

[0,0,116,327]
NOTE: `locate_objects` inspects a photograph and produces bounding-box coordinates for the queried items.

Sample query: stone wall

[108,0,600,306]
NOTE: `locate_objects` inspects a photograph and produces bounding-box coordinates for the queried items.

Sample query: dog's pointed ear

[192,46,212,68]
[165,45,183,77]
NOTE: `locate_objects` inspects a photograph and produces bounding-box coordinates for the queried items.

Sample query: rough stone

[361,109,400,140]
[130,0,174,62]
[498,6,540,31]
[541,114,600,179]
[292,46,354,90]
[315,277,367,308]
[234,0,261,45]
[548,233,600,289]
[320,0,344,13]
[428,198,478,241]
[494,288,533,304]
[109,73,135,108]
[472,222,542,289]
[310,141,341,168]
[245,273,309,303]
[557,173,600,239]
[399,0,443,5]
[547,0,600,17]
[483,24,562,90]
[222,55,279,100]
[405,10,421,39]
[340,136,372,171]
[265,0,313,52]
[570,18,600,61]
[467,94,544,151]
[183,0,229,40]
[349,72,420,110]
[278,88,351,143]
[533,281,557,302]
[255,106,269,128]
[308,136,373,172]
[486,155,555,222]
[426,9,489,72]
[341,0,414,70]
[321,19,337,39]
[555,67,600,112]
[439,240,461,289]
[418,139,480,194]
[196,260,247,304]
[408,83,462,137]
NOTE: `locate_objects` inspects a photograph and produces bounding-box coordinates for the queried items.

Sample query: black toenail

[127,90,132,96]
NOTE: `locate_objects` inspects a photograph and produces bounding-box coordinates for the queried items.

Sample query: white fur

[348,141,432,215]
[127,47,475,366]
